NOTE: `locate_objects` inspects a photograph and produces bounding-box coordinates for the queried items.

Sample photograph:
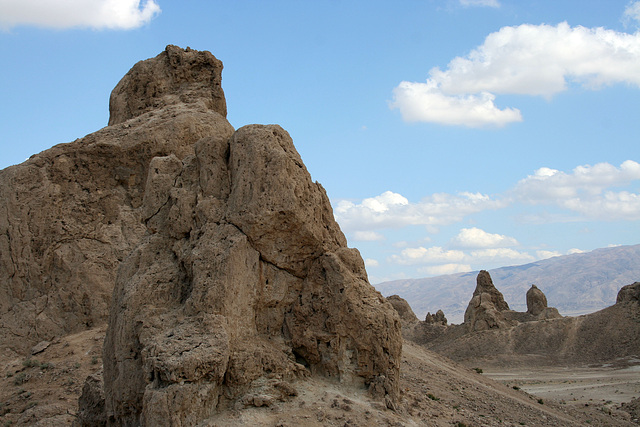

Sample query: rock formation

[0,46,233,356]
[526,285,547,316]
[387,295,419,325]
[419,278,640,366]
[616,282,640,304]
[525,284,561,320]
[463,270,513,331]
[50,46,400,425]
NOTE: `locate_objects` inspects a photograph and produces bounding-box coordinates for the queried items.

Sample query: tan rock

[108,45,227,126]
[95,47,402,425]
[463,270,512,331]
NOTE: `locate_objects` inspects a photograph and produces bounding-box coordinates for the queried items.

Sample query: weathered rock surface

[420,278,640,366]
[108,45,227,126]
[617,282,640,304]
[526,284,547,315]
[463,270,513,331]
[387,295,419,325]
[0,46,232,356]
[96,47,401,425]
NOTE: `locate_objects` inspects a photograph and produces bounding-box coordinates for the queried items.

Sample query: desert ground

[485,359,640,406]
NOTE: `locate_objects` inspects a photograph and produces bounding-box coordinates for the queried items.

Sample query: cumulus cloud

[389,246,465,265]
[468,248,535,263]
[335,191,505,232]
[536,250,563,260]
[352,231,385,241]
[450,227,518,248]
[513,161,640,220]
[391,21,640,127]
[364,258,379,268]
[389,245,534,269]
[0,0,161,30]
[419,263,472,276]
[391,81,521,127]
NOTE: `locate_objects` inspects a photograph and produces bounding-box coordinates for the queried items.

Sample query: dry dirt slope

[0,328,636,426]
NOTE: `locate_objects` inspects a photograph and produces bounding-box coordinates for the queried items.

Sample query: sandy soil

[484,361,640,406]
[1,328,638,426]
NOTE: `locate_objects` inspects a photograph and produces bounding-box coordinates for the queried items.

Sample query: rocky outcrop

[82,47,400,425]
[525,284,562,320]
[108,45,227,126]
[0,46,233,356]
[419,279,640,366]
[526,285,547,315]
[387,295,419,325]
[424,310,447,325]
[616,282,640,304]
[463,270,513,331]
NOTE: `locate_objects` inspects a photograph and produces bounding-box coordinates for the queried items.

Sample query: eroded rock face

[98,49,401,425]
[616,282,640,304]
[0,46,231,354]
[463,270,512,332]
[109,45,227,126]
[387,295,419,325]
[103,124,401,425]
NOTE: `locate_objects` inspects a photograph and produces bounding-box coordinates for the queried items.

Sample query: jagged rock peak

[463,270,511,331]
[616,282,640,304]
[473,270,510,311]
[108,45,227,126]
[526,284,548,316]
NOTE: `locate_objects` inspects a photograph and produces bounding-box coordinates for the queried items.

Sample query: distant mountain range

[374,244,640,324]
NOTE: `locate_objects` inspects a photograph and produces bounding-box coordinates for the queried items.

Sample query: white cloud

[468,248,535,263]
[513,161,640,220]
[419,263,472,276]
[391,21,640,127]
[335,191,505,232]
[0,0,161,30]
[459,0,500,7]
[389,246,466,265]
[567,248,585,254]
[352,231,385,241]
[536,250,562,260]
[389,245,534,268]
[450,227,518,248]
[390,81,522,127]
[364,258,379,268]
[624,1,640,27]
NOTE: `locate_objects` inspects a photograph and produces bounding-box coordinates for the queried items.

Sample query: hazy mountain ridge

[375,244,640,324]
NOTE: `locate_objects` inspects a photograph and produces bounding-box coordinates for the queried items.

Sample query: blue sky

[1,0,639,284]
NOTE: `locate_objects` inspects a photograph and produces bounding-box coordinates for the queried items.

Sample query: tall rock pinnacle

[108,45,227,126]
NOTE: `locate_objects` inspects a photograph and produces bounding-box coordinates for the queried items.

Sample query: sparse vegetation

[13,372,28,386]
[427,393,440,401]
[22,359,39,368]
[537,398,544,405]
[473,367,483,374]
[91,356,99,365]
[512,385,520,390]
[456,423,468,427]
